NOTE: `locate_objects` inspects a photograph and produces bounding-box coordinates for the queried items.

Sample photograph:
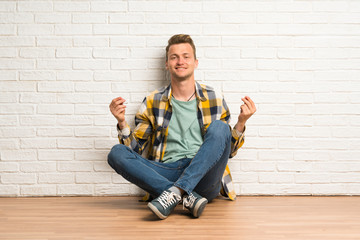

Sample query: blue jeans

[107,120,231,202]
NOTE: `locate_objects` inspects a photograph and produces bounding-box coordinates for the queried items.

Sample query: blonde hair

[165,34,196,61]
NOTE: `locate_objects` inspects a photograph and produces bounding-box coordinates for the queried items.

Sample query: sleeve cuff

[117,124,130,137]
[233,125,246,139]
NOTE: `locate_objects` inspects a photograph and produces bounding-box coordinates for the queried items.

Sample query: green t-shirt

[162,97,203,163]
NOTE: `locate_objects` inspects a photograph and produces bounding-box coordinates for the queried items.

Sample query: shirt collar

[161,81,207,102]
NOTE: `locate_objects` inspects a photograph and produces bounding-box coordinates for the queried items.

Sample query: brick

[220,13,254,24]
[110,13,144,24]
[1,150,37,161]
[74,37,109,47]
[95,139,115,149]
[20,162,56,172]
[57,162,93,172]
[57,184,93,196]
[18,24,53,36]
[20,93,56,103]
[35,13,71,23]
[0,36,34,46]
[57,93,91,104]
[0,128,36,138]
[57,139,94,149]
[75,82,110,92]
[20,71,56,81]
[0,92,17,103]
[37,37,72,47]
[94,71,130,81]
[38,81,73,93]
[57,71,93,81]
[0,24,15,35]
[37,128,73,137]
[0,2,15,12]
[0,70,16,80]
[0,139,19,150]
[56,48,92,58]
[56,115,93,126]
[21,185,56,196]
[93,48,128,59]
[129,24,201,35]
[0,59,35,70]
[0,186,19,197]
[20,138,56,149]
[72,13,107,23]
[241,162,276,172]
[74,150,108,161]
[54,2,89,12]
[294,13,329,24]
[313,1,349,12]
[37,59,72,70]
[17,2,53,12]
[295,173,331,183]
[75,104,108,115]
[259,173,294,183]
[0,162,19,172]
[55,24,92,35]
[145,13,181,24]
[91,1,127,12]
[110,36,145,47]
[76,173,111,184]
[39,173,74,184]
[129,1,166,12]
[1,173,36,184]
[38,150,74,161]
[73,60,109,70]
[0,104,34,115]
[257,13,291,23]
[75,127,110,137]
[93,24,128,35]
[37,104,74,114]
[241,48,276,59]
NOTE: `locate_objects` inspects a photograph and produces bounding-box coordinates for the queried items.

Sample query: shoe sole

[192,198,208,218]
[148,202,167,220]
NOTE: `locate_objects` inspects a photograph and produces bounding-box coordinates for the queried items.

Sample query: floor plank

[0,196,359,240]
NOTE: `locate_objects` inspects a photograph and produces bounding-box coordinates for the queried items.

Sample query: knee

[107,144,129,167]
[207,120,231,141]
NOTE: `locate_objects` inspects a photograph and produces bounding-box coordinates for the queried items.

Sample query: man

[108,34,256,220]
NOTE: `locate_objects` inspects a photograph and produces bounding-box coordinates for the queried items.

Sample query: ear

[165,60,169,70]
[194,59,199,69]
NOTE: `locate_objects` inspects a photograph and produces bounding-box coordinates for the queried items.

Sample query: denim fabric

[107,120,231,202]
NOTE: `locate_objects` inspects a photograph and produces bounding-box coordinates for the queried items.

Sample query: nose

[177,56,185,65]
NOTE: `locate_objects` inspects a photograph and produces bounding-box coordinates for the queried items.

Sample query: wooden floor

[0,196,359,240]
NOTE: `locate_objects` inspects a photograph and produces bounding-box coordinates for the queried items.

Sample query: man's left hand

[235,96,256,132]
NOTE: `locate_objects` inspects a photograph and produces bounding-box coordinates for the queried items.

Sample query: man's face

[166,43,198,81]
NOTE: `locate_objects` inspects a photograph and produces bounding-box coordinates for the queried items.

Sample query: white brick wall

[1,0,359,197]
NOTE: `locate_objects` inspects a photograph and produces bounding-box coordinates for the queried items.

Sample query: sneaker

[148,190,181,220]
[183,192,208,218]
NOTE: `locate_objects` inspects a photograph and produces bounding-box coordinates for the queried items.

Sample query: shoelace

[158,191,181,209]
[183,193,196,209]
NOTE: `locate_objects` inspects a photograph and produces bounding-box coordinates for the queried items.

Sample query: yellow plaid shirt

[117,82,245,201]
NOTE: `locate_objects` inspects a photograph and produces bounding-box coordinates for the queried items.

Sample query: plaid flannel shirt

[117,81,245,201]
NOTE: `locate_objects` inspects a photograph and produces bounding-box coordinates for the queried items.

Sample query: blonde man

[108,34,256,219]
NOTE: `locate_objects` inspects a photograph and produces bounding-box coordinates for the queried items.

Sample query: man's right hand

[109,97,127,129]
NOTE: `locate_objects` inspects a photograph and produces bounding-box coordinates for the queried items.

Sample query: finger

[241,97,252,110]
[114,98,126,106]
[245,96,256,109]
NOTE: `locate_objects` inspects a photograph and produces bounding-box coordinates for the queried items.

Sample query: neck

[171,79,196,102]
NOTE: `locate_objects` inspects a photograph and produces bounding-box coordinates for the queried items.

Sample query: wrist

[235,121,245,132]
[118,121,126,130]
